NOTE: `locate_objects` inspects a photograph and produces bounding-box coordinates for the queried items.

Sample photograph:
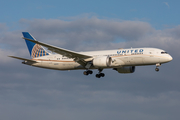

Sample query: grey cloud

[20,18,153,40]
[1,17,180,120]
[0,23,8,32]
[165,25,180,38]
[19,17,153,51]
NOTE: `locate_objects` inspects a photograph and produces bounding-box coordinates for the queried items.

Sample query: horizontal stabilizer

[9,56,37,62]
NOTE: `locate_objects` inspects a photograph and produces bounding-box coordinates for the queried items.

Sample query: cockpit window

[161,51,168,54]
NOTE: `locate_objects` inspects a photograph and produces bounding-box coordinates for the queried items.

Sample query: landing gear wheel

[88,70,93,74]
[155,68,159,72]
[83,71,89,75]
[155,63,161,72]
[96,73,105,78]
[95,69,105,78]
[83,70,93,76]
[96,74,100,78]
[100,73,105,77]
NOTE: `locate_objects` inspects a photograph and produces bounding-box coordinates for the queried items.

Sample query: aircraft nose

[168,55,173,61]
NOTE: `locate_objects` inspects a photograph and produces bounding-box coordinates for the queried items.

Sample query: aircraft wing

[9,56,37,62]
[22,37,93,67]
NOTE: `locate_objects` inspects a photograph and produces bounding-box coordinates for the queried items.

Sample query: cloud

[0,23,8,32]
[1,17,180,120]
[164,2,170,8]
[19,17,153,51]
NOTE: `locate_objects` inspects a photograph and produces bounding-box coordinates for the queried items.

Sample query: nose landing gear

[155,67,159,72]
[155,63,161,72]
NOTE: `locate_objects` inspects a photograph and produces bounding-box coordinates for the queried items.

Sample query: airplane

[9,32,173,78]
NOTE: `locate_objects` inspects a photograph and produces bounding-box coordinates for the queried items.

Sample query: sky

[0,0,180,120]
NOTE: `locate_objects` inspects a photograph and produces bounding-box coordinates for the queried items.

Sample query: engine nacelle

[115,66,135,73]
[93,56,112,68]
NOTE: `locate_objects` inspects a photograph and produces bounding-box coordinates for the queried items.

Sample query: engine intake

[93,56,112,68]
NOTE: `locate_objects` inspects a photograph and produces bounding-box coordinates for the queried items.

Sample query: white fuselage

[26,48,172,70]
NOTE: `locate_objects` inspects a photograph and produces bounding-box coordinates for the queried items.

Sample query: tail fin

[22,32,50,58]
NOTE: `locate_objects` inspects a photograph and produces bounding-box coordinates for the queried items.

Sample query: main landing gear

[155,63,161,72]
[83,70,93,75]
[83,69,105,78]
[96,69,105,78]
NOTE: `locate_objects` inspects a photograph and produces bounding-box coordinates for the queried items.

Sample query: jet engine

[114,66,135,73]
[93,56,112,68]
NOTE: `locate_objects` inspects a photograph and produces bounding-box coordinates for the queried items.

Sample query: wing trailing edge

[22,37,92,59]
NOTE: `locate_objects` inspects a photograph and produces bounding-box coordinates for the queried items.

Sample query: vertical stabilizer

[22,32,50,58]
